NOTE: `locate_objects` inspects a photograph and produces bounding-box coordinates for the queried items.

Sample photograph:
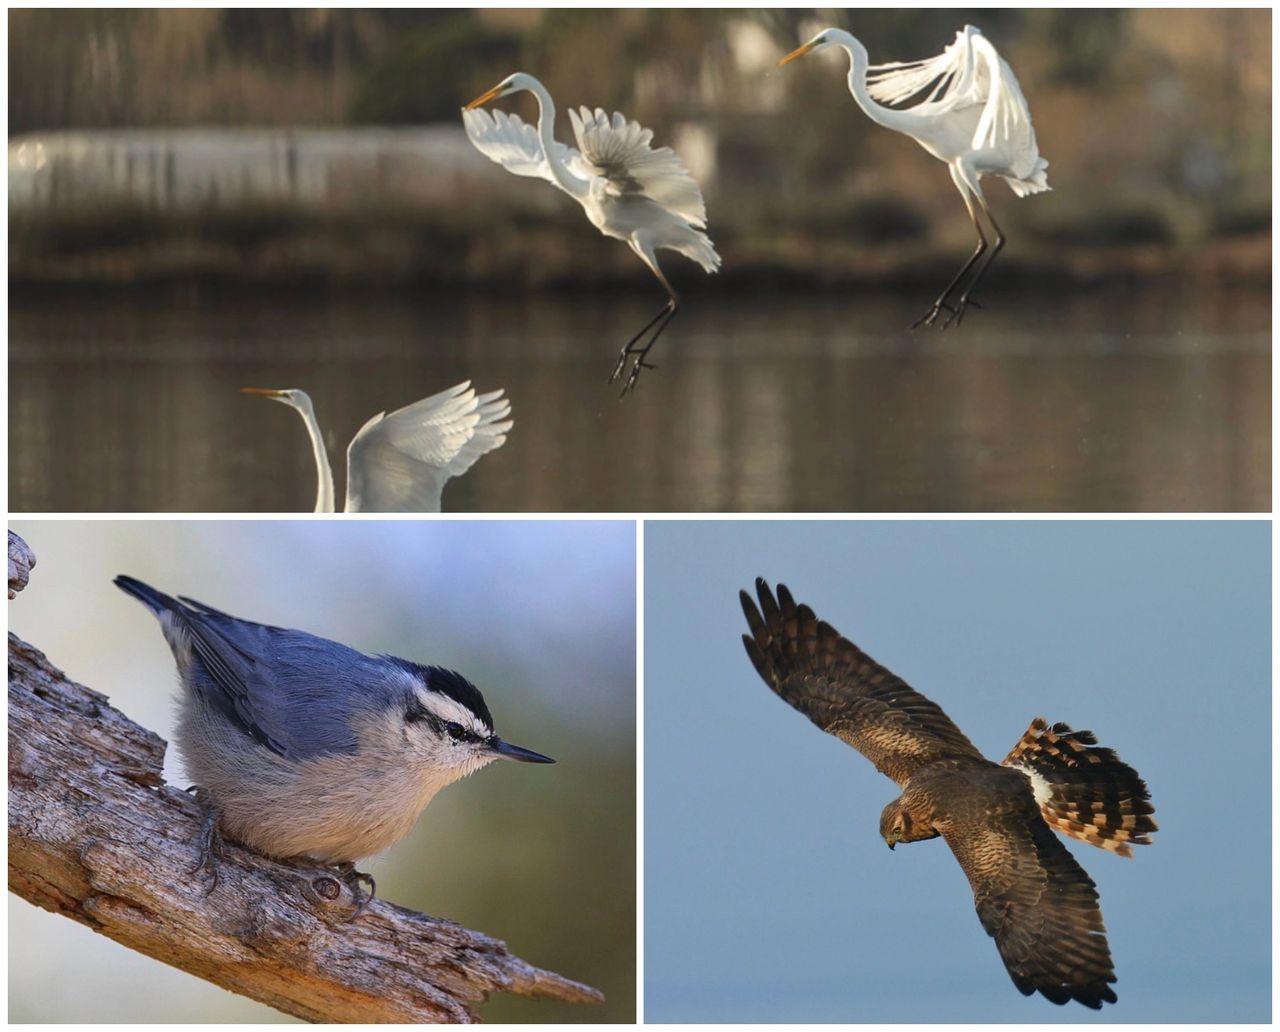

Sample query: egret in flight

[241,382,512,513]
[463,73,719,394]
[780,26,1050,327]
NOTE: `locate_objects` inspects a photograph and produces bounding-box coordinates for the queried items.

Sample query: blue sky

[644,520,1271,1022]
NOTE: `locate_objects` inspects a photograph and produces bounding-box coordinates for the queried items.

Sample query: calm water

[9,285,1270,512]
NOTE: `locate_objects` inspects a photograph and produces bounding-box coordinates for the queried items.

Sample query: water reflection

[9,285,1269,512]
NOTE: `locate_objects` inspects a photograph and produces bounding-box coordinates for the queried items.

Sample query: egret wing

[567,106,708,227]
[462,107,589,195]
[739,578,985,786]
[868,26,1041,170]
[866,25,985,114]
[967,31,1041,169]
[344,381,512,513]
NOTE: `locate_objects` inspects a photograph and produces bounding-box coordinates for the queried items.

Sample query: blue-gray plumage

[115,575,552,866]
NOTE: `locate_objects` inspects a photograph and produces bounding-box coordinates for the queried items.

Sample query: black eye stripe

[405,704,488,743]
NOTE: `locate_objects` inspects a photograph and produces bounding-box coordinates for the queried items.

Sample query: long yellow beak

[464,82,506,111]
[240,387,287,398]
[778,41,817,67]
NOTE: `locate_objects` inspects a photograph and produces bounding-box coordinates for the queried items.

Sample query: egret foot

[912,300,958,330]
[608,347,632,385]
[941,297,983,329]
[619,356,658,397]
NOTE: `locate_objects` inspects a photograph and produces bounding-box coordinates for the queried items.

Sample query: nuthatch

[115,575,553,901]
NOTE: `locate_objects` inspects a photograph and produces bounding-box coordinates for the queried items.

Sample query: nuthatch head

[115,575,553,866]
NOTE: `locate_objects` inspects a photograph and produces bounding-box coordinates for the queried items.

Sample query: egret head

[240,386,313,413]
[464,72,535,111]
[779,30,833,66]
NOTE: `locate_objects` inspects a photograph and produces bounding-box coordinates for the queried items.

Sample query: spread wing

[867,25,1038,159]
[344,381,512,513]
[462,107,589,194]
[739,578,985,786]
[866,25,985,114]
[938,790,1118,1008]
[566,106,708,227]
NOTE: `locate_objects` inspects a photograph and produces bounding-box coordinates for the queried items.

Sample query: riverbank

[11,203,1269,292]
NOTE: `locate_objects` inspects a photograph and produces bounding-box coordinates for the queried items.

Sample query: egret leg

[914,180,988,329]
[609,299,674,385]
[945,203,1006,328]
[618,302,679,396]
[611,253,680,396]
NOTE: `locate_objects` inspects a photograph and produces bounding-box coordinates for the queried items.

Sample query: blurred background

[7,519,636,1022]
[9,9,1271,512]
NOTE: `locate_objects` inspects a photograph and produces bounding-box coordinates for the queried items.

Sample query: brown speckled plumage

[740,578,1157,1010]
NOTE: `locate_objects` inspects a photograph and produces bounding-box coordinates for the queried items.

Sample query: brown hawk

[740,578,1157,1009]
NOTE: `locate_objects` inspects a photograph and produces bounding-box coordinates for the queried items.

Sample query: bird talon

[608,352,629,383]
[334,862,377,920]
[913,302,954,330]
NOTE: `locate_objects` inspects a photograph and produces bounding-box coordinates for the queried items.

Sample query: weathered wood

[7,566,603,1022]
[8,530,35,599]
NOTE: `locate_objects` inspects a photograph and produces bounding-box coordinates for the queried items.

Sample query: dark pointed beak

[887,840,896,851]
[491,738,555,764]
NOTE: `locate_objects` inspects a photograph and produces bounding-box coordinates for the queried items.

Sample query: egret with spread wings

[241,382,511,513]
[739,578,1156,1009]
[780,26,1050,327]
[463,72,720,395]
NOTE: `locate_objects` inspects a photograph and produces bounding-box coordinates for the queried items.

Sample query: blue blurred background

[8,519,635,1022]
[644,519,1270,1022]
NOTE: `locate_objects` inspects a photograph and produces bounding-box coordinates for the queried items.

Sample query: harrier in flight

[739,579,1157,1008]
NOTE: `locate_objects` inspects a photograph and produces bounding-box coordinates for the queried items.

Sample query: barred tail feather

[1003,718,1157,857]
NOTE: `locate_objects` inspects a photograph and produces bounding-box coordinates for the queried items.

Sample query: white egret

[780,25,1050,327]
[462,72,720,394]
[240,382,512,513]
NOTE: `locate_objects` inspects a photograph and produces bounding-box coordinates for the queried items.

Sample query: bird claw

[618,355,658,398]
[612,348,657,396]
[912,302,955,330]
[333,862,377,920]
[941,296,982,329]
[608,350,630,384]
[189,792,225,895]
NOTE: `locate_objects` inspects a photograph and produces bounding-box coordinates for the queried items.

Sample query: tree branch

[7,536,603,1022]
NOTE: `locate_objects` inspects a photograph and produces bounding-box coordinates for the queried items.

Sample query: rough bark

[6,533,603,1022]
[8,530,35,599]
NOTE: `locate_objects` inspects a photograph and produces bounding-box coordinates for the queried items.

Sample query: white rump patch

[1009,762,1052,805]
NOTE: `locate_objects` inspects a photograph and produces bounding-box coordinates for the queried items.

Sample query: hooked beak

[887,839,896,851]
[464,82,507,111]
[778,41,818,67]
[240,387,288,398]
[491,738,555,764]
